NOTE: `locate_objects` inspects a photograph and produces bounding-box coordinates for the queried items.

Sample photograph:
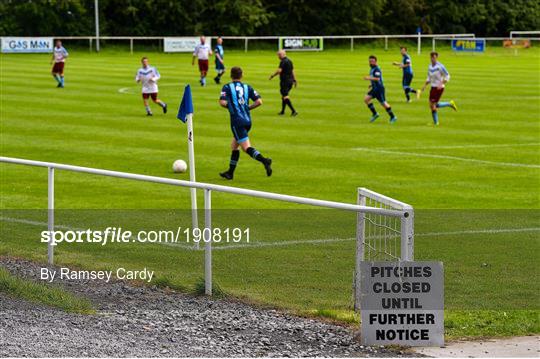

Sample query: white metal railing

[0,156,412,296]
[38,33,476,54]
[431,36,540,51]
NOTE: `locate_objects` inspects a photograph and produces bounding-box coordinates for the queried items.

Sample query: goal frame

[354,187,414,311]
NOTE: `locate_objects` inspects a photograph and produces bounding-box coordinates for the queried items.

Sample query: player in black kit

[269,50,298,116]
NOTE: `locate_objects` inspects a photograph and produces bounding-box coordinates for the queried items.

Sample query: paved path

[416,336,539,357]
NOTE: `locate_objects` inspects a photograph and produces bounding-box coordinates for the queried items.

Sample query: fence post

[47,167,54,265]
[204,188,212,295]
[350,37,354,51]
[384,36,388,51]
[400,209,414,261]
[432,38,436,52]
[354,189,366,311]
[130,38,133,54]
[244,38,248,53]
[417,32,421,54]
[89,38,93,52]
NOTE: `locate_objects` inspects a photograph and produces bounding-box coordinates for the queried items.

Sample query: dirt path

[0,257,413,357]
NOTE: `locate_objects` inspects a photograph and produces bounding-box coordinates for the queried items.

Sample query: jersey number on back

[235,85,245,105]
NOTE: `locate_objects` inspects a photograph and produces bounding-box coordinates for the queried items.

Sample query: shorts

[231,122,252,143]
[198,59,209,72]
[402,72,413,88]
[280,81,293,97]
[368,88,386,103]
[142,93,158,101]
[52,62,65,74]
[215,60,225,71]
[429,87,444,103]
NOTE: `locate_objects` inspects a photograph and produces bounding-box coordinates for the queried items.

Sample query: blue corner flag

[177,84,194,123]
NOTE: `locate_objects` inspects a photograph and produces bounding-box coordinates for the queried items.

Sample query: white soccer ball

[172,159,187,173]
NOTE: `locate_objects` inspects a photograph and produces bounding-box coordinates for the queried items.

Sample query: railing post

[47,167,54,265]
[400,209,414,261]
[130,38,133,54]
[89,38,92,52]
[384,36,388,51]
[432,38,436,52]
[354,189,366,311]
[417,32,421,55]
[244,38,248,53]
[350,37,354,51]
[204,188,212,295]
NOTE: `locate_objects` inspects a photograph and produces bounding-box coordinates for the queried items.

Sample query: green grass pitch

[1,45,539,338]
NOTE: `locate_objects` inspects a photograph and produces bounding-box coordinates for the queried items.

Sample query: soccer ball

[172,159,187,173]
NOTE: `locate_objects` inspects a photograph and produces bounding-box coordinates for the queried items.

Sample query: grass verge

[0,267,94,314]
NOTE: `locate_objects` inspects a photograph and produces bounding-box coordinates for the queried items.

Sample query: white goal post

[353,188,414,310]
[510,31,540,38]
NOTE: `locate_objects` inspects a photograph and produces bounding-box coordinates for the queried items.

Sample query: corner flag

[177,84,194,123]
[177,84,198,248]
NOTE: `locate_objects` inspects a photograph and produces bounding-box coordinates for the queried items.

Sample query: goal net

[354,188,414,310]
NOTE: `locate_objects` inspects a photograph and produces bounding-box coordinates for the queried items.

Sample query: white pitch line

[1,216,538,252]
[117,87,134,94]
[382,143,540,150]
[353,147,540,169]
[211,227,540,251]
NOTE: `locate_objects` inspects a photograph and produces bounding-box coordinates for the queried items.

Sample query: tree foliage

[0,0,538,36]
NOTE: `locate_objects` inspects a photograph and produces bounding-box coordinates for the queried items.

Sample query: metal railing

[1,156,412,296]
[431,36,540,51]
[45,33,476,54]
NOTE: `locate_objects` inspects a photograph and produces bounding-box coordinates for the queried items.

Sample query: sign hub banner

[360,261,444,347]
[1,37,53,53]
[279,37,323,51]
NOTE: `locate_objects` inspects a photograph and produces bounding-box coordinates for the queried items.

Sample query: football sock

[437,102,451,108]
[158,102,166,108]
[53,74,61,84]
[386,107,395,119]
[281,99,286,113]
[368,103,377,115]
[60,76,64,86]
[145,105,151,113]
[432,110,439,124]
[217,71,224,79]
[410,89,417,93]
[228,150,240,173]
[404,89,410,101]
[246,147,266,163]
[285,98,296,113]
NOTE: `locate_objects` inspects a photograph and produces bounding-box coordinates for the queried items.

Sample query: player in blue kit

[213,37,225,84]
[364,55,397,123]
[219,67,272,180]
[393,46,417,102]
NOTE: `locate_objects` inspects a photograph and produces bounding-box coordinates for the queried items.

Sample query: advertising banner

[164,37,211,53]
[451,38,485,52]
[279,37,323,51]
[1,37,54,53]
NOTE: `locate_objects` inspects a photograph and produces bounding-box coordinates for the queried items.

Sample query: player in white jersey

[135,57,167,116]
[192,36,212,86]
[419,52,457,125]
[50,40,68,88]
